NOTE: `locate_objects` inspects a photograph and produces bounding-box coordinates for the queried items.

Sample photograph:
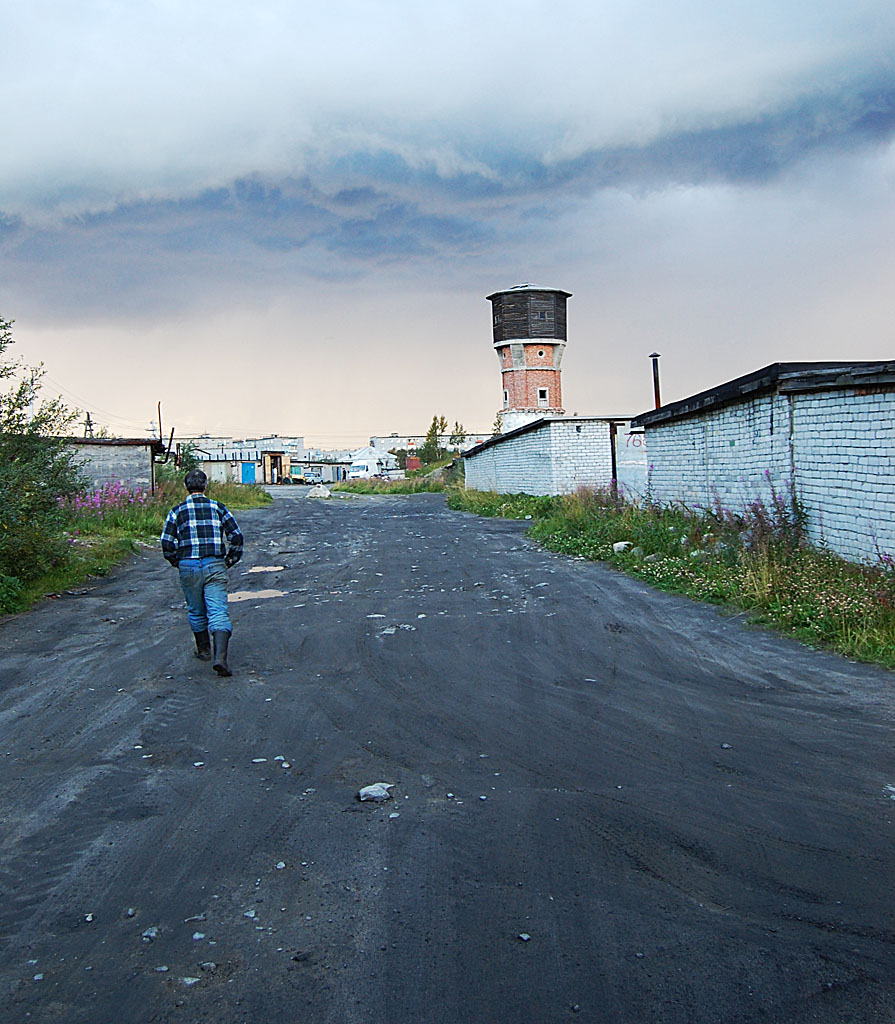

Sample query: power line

[40,373,151,431]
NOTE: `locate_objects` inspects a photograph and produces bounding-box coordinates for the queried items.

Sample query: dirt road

[1,491,893,1023]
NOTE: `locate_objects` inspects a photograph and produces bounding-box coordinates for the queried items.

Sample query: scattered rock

[181,976,201,986]
[154,966,169,973]
[630,546,645,558]
[244,910,257,920]
[358,782,394,802]
[518,933,531,942]
[612,541,633,553]
[720,743,732,750]
[276,861,286,870]
[644,553,662,563]
[306,485,331,499]
[199,961,217,972]
[192,932,205,941]
[142,926,159,942]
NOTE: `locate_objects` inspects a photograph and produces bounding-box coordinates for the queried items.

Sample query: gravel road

[1,490,893,1024]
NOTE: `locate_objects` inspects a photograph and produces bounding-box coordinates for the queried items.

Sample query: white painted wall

[464,419,631,496]
[643,388,895,562]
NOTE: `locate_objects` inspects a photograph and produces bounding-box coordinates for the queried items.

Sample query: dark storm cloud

[2,70,895,321]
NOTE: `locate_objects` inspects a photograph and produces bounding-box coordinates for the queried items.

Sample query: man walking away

[160,469,244,677]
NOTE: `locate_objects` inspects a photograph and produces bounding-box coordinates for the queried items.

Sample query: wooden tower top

[487,283,572,345]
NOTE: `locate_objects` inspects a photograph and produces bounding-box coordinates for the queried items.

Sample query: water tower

[487,283,571,432]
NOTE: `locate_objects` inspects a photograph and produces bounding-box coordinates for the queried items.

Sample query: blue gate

[241,462,256,484]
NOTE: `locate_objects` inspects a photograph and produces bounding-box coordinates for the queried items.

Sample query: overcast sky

[2,0,894,444]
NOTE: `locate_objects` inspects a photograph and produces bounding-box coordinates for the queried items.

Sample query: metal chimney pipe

[649,352,662,409]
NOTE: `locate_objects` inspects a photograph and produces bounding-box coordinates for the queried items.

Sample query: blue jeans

[178,557,232,635]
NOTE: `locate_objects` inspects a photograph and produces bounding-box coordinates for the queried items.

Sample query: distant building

[371,432,490,452]
[487,283,570,433]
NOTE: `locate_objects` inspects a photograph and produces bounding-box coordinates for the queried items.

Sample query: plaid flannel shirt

[160,494,244,567]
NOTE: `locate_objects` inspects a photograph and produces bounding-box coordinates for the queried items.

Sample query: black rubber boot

[193,630,211,661]
[212,631,232,677]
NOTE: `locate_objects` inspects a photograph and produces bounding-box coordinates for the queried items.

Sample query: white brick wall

[643,388,895,562]
[464,419,633,495]
[645,394,792,509]
[791,390,895,560]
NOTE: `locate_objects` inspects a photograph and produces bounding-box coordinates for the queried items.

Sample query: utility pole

[83,412,94,438]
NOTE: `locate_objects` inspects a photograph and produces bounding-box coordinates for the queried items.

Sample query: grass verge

[332,478,446,495]
[448,486,895,669]
[3,481,272,614]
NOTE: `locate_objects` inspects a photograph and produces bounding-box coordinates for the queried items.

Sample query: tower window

[537,388,549,408]
[494,314,500,325]
[534,311,548,320]
[537,349,545,358]
[503,390,509,409]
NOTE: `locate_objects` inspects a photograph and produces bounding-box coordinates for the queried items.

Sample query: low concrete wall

[66,440,158,491]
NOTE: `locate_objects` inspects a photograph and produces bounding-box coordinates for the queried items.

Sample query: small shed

[64,437,165,492]
[462,416,646,497]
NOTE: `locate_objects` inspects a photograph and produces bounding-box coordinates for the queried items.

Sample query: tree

[418,414,442,465]
[389,448,408,470]
[449,421,467,450]
[492,411,503,436]
[0,316,82,611]
[156,441,201,483]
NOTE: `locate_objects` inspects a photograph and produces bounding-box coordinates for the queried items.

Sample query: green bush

[0,316,83,598]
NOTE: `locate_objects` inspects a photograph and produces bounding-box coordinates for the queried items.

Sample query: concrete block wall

[464,419,617,496]
[644,388,895,562]
[69,445,155,491]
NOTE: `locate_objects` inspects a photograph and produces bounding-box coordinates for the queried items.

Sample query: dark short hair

[185,469,207,492]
